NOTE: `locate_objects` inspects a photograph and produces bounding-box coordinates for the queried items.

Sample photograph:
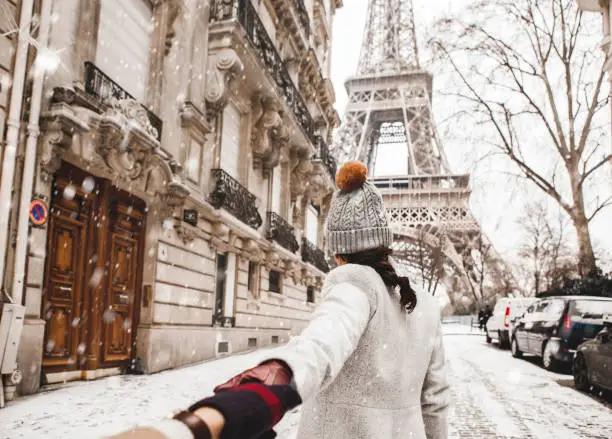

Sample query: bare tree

[429,0,611,276]
[517,201,576,294]
[461,233,512,303]
[400,229,446,296]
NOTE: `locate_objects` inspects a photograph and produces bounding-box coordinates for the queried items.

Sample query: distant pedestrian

[110,161,450,439]
[478,308,486,330]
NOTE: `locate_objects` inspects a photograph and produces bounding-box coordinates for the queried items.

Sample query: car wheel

[498,331,508,349]
[542,342,558,371]
[573,354,590,392]
[511,337,522,358]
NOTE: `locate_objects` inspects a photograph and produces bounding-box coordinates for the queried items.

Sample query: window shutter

[271,166,282,214]
[96,0,153,101]
[221,103,241,180]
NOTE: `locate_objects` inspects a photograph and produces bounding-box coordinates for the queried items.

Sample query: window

[248,261,260,298]
[271,165,282,214]
[248,338,258,348]
[217,341,229,354]
[306,205,318,244]
[269,270,282,294]
[271,335,279,344]
[96,0,153,101]
[307,286,315,303]
[214,253,228,322]
[570,300,612,321]
[220,103,242,180]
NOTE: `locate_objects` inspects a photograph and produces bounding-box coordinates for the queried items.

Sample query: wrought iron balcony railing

[84,62,162,141]
[301,237,329,273]
[295,0,311,38]
[314,135,337,180]
[210,0,316,144]
[210,169,263,230]
[267,212,299,253]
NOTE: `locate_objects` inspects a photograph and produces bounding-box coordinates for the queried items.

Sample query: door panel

[42,180,93,371]
[101,198,145,365]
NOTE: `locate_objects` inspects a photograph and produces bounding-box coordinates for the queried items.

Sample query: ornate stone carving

[205,48,243,122]
[156,181,190,221]
[164,1,182,56]
[290,149,313,201]
[96,98,160,181]
[39,102,90,182]
[305,161,334,204]
[175,220,199,244]
[243,239,264,261]
[180,101,211,136]
[250,95,290,171]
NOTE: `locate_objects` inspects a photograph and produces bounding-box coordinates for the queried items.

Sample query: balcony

[314,135,337,180]
[267,212,299,253]
[84,62,162,141]
[209,0,316,144]
[210,169,263,230]
[301,238,329,273]
[295,0,311,38]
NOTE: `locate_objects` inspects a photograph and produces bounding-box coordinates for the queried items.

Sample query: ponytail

[339,248,417,313]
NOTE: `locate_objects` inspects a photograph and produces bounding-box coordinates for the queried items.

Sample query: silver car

[573,314,612,393]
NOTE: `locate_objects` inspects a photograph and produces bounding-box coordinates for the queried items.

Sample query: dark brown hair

[338,247,417,313]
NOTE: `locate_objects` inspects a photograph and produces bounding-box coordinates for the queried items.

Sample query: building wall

[10,0,339,397]
[0,0,18,169]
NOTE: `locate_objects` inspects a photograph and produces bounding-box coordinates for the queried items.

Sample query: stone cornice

[180,101,212,137]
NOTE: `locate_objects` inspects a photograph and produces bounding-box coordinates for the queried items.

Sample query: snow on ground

[1,327,611,439]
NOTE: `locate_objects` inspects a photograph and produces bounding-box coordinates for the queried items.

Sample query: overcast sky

[329,1,612,271]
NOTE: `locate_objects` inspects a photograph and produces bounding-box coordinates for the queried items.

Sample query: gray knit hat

[326,161,393,254]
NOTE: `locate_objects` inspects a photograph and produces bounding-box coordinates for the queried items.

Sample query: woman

[111,161,450,439]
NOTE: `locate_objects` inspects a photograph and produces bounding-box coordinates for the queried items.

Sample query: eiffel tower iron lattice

[331,0,511,307]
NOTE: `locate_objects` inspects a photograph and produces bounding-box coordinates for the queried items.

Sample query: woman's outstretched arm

[259,281,375,402]
[421,317,450,439]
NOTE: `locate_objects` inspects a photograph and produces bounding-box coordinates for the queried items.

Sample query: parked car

[573,314,612,393]
[511,296,612,371]
[486,297,539,348]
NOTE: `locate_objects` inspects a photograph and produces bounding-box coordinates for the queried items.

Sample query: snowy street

[1,326,611,439]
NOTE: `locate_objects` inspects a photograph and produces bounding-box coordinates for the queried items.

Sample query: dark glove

[188,384,301,439]
[214,360,293,393]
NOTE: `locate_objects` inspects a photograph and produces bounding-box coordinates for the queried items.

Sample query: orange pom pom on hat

[326,161,393,255]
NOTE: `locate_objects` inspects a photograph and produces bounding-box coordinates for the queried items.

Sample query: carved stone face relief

[251,94,290,171]
[96,100,159,182]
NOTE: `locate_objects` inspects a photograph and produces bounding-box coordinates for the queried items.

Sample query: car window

[570,300,612,321]
[535,301,550,312]
[546,300,566,317]
[526,303,536,313]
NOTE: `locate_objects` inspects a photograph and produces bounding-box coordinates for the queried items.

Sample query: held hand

[214,360,292,393]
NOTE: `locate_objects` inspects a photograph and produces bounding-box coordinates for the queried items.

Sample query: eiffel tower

[332,0,507,308]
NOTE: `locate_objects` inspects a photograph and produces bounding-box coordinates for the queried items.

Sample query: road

[1,326,611,439]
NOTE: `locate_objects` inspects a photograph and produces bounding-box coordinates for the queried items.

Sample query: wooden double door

[42,164,146,374]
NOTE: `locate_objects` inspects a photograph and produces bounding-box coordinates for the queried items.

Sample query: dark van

[510,296,612,371]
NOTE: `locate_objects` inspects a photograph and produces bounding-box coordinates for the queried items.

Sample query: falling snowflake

[81,177,95,193]
[63,184,77,201]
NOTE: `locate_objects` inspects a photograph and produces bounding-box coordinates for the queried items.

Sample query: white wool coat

[266,263,450,439]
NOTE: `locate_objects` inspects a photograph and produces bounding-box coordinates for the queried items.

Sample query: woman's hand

[214,360,292,393]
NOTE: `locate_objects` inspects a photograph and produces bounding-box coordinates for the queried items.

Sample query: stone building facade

[0,0,342,398]
[576,0,612,146]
